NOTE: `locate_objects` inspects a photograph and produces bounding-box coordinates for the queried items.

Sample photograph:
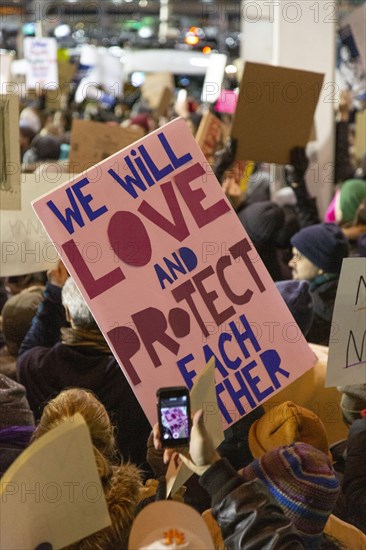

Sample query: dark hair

[19,125,36,141]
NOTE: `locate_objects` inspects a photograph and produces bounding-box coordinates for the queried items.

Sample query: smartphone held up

[156,387,191,448]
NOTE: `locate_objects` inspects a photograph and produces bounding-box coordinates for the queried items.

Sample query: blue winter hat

[276,280,314,336]
[290,223,349,274]
[242,442,340,550]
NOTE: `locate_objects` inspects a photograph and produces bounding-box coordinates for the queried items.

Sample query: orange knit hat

[248,401,329,458]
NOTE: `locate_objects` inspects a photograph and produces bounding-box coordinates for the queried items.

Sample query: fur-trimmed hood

[64,462,142,550]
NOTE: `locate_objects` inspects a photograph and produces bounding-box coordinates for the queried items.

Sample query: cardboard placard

[231,62,324,164]
[326,258,366,387]
[0,51,14,91]
[0,94,21,210]
[57,60,77,92]
[156,86,174,117]
[355,110,366,162]
[24,37,58,90]
[0,414,110,550]
[195,111,229,164]
[32,117,316,430]
[201,53,227,104]
[0,172,72,277]
[68,120,144,174]
[166,357,224,497]
[141,72,174,114]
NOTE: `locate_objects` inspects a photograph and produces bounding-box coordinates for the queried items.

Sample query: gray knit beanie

[337,384,366,426]
[0,374,35,427]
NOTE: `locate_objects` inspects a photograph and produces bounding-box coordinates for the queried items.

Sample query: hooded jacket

[200,458,305,549]
[17,283,152,472]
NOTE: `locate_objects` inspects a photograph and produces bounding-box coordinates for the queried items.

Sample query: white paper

[326,258,366,387]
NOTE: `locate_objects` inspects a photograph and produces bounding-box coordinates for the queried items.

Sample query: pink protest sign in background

[33,118,316,429]
[215,90,238,114]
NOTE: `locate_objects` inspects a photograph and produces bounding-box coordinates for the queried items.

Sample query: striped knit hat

[241,442,339,550]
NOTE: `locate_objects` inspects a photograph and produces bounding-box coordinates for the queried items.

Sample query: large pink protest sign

[32,118,316,429]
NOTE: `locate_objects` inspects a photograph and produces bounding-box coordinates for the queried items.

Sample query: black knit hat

[238,201,285,246]
[290,223,349,274]
[2,287,43,357]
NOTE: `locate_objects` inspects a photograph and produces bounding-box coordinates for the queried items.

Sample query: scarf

[61,326,111,354]
[309,272,338,291]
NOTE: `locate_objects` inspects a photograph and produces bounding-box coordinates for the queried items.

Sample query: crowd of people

[0,71,366,549]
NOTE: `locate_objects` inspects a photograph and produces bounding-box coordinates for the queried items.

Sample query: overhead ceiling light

[225,64,237,74]
[185,34,199,46]
[54,24,71,39]
[225,37,236,47]
[138,27,153,39]
[131,71,145,87]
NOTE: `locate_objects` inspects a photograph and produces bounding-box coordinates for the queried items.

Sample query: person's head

[275,280,314,336]
[19,106,41,134]
[238,201,285,247]
[353,197,366,225]
[2,286,44,356]
[5,272,47,296]
[337,179,366,224]
[128,501,214,550]
[33,389,144,549]
[19,124,36,155]
[129,113,156,134]
[0,374,35,475]
[61,277,97,329]
[29,134,61,161]
[289,223,349,280]
[241,442,340,549]
[248,401,330,458]
[0,374,35,429]
[32,388,117,472]
[337,384,366,427]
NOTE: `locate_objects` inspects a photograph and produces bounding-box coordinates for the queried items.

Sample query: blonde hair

[32,388,117,481]
[33,388,143,550]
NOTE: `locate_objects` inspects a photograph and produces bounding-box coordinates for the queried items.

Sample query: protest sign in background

[326,258,366,387]
[142,72,174,116]
[195,111,229,165]
[1,173,71,276]
[24,37,58,90]
[232,62,324,164]
[0,94,21,210]
[0,51,14,93]
[33,117,316,429]
[201,53,227,103]
[68,120,144,174]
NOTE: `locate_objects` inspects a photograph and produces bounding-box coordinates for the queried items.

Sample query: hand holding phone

[156,387,191,448]
[153,406,221,476]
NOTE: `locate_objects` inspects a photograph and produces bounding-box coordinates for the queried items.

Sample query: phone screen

[159,393,190,444]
